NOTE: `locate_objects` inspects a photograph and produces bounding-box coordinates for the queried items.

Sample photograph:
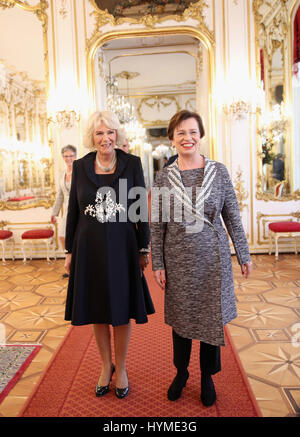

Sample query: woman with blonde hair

[64,111,154,399]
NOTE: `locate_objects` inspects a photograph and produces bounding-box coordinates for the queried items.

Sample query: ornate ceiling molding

[87,0,214,51]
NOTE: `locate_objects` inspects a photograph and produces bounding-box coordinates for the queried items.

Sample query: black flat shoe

[115,385,129,399]
[95,364,115,397]
[201,373,216,406]
[167,370,189,401]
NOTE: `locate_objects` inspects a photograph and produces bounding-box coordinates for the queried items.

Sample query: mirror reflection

[292,3,300,192]
[256,1,300,198]
[95,34,208,188]
[257,30,288,196]
[0,5,53,209]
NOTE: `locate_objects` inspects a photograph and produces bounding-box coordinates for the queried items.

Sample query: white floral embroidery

[84,190,125,223]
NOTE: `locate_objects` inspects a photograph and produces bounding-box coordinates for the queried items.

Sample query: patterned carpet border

[224,327,262,417]
[0,344,42,404]
[18,260,262,418]
[19,324,262,417]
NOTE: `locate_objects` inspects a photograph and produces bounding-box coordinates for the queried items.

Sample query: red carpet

[19,264,261,418]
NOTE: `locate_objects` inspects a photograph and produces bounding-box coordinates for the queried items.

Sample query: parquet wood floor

[0,254,299,417]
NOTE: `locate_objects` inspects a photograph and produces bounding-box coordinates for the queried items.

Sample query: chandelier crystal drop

[106,93,136,125]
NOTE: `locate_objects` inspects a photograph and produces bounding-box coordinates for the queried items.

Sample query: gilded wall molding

[87,0,214,52]
[233,167,249,212]
[256,210,300,245]
[137,95,180,126]
[0,0,55,210]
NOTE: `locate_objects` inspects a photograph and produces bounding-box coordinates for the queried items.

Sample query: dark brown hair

[167,110,205,140]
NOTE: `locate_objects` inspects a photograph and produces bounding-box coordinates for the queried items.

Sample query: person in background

[64,111,154,399]
[272,153,285,181]
[51,145,77,278]
[119,138,130,153]
[151,110,252,407]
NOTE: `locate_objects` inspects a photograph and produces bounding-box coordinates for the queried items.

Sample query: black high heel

[115,371,129,399]
[95,364,115,397]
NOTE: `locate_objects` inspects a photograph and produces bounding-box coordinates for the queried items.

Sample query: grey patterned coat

[151,157,251,346]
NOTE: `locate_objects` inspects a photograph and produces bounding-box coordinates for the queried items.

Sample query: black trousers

[172,329,221,375]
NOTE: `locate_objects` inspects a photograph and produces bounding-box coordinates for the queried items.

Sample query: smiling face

[172,117,201,158]
[93,121,117,159]
[62,149,76,169]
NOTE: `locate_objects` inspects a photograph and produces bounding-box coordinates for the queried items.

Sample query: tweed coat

[151,157,251,346]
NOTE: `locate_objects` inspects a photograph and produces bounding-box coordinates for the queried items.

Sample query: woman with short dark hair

[151,109,252,406]
[51,145,77,274]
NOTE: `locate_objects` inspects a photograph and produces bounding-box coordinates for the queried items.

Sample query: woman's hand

[51,215,56,224]
[64,253,72,275]
[241,261,253,279]
[139,253,149,272]
[153,269,166,289]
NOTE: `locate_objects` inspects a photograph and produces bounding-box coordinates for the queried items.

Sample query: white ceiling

[101,35,199,95]
[102,34,198,50]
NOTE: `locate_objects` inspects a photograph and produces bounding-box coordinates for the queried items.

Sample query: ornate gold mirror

[0,1,54,210]
[97,36,201,186]
[254,0,300,200]
[290,1,300,194]
[87,2,215,186]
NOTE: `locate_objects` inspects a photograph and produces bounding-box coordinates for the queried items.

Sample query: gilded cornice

[256,190,300,201]
[87,0,214,51]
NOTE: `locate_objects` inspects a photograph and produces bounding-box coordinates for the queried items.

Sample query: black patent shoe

[95,365,115,397]
[115,371,129,399]
[167,370,189,401]
[115,385,129,399]
[201,373,216,407]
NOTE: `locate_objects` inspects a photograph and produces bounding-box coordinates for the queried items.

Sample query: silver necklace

[96,151,116,172]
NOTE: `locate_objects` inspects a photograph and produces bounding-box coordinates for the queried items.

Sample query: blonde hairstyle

[83,111,126,150]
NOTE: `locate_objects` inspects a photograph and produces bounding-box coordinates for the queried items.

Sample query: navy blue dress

[64,149,154,326]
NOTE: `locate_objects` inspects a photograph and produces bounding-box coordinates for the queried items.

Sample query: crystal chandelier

[105,72,147,154]
[105,76,135,124]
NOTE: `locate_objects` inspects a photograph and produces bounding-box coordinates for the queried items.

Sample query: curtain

[260,49,264,88]
[294,6,300,64]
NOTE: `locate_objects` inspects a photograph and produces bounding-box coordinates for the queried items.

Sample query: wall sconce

[228,100,251,120]
[48,109,80,129]
[54,109,80,129]
[47,79,81,129]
